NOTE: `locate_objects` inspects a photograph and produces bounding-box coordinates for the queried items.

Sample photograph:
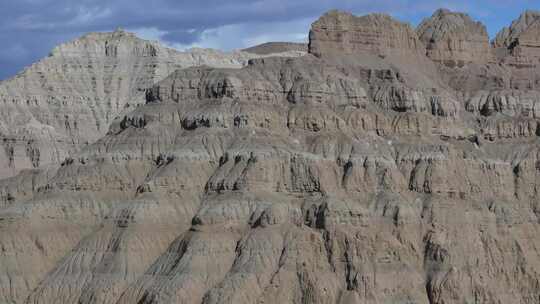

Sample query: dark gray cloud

[1,0,540,80]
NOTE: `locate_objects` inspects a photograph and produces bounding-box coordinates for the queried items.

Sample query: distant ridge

[242,42,307,55]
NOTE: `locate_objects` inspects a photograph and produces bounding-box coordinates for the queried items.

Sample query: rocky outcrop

[309,10,424,57]
[5,8,540,304]
[0,31,305,179]
[493,10,540,48]
[417,9,492,66]
[493,10,540,64]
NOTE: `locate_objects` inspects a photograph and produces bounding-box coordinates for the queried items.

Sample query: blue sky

[1,0,540,80]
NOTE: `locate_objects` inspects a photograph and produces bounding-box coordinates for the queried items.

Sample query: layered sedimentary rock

[3,8,540,304]
[309,10,424,57]
[417,9,492,66]
[0,30,305,179]
[493,10,540,64]
[493,10,540,48]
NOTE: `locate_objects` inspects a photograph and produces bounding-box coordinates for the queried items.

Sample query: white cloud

[130,27,168,42]
[12,5,112,30]
[69,6,112,25]
[131,17,311,51]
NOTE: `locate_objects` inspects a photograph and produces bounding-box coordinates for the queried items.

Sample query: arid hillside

[2,8,540,304]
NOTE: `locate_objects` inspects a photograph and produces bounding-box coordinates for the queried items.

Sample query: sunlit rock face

[308,10,425,57]
[0,30,305,179]
[417,9,492,66]
[4,8,540,304]
[493,10,540,65]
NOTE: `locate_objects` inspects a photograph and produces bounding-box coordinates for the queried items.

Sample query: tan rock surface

[417,9,492,65]
[308,10,424,57]
[493,10,540,48]
[0,30,305,179]
[493,10,540,65]
[3,8,540,304]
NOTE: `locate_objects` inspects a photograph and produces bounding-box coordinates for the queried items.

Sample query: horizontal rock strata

[417,9,492,66]
[2,8,540,304]
[0,30,305,179]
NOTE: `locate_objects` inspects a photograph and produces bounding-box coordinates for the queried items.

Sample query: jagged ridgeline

[0,30,305,179]
[2,8,540,304]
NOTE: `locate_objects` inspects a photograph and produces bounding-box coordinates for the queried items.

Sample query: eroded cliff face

[493,10,540,49]
[417,9,492,66]
[0,30,305,179]
[2,8,540,304]
[308,10,424,57]
[493,10,540,65]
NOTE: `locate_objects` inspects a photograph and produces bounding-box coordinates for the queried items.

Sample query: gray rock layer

[0,30,305,179]
[3,8,540,304]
